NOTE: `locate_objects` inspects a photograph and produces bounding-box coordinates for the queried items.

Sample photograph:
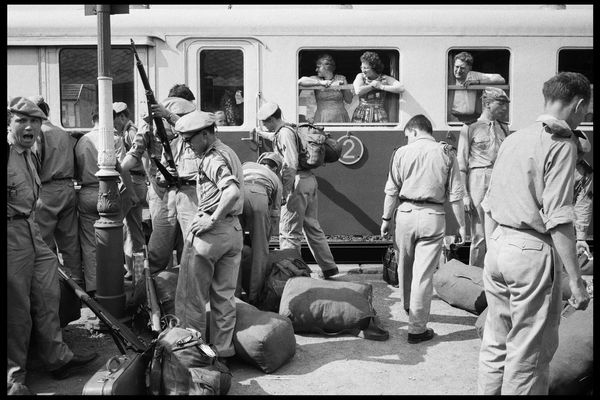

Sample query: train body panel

[7,4,593,237]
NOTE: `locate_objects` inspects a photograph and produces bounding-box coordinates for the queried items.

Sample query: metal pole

[94,4,126,319]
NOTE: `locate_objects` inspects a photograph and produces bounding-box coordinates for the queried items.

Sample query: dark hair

[453,52,474,67]
[316,54,336,70]
[37,101,50,117]
[265,107,282,121]
[542,72,591,105]
[360,51,384,75]
[260,159,278,170]
[168,84,196,101]
[404,114,433,134]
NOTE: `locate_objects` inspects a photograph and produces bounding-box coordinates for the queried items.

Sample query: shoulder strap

[38,128,46,167]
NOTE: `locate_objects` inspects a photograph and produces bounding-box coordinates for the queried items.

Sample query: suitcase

[82,351,150,395]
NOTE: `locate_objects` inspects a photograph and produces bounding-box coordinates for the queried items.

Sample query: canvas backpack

[257,255,312,312]
[275,123,341,170]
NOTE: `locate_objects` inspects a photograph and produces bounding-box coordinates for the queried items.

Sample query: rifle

[130,38,179,187]
[57,266,147,354]
[143,244,162,335]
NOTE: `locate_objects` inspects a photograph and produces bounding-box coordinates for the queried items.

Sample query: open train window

[447,49,510,125]
[297,49,400,126]
[59,47,134,129]
[199,49,244,126]
[558,48,593,124]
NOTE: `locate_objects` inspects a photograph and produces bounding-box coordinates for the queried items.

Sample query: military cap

[257,151,283,171]
[257,102,279,121]
[175,110,216,135]
[7,96,47,120]
[112,102,128,114]
[162,97,196,115]
[28,95,45,106]
[482,87,510,103]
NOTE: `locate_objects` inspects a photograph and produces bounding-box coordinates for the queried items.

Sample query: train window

[558,49,593,124]
[59,47,134,129]
[447,49,510,125]
[297,49,400,125]
[198,49,244,126]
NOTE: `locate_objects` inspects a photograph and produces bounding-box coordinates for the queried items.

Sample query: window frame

[557,46,593,126]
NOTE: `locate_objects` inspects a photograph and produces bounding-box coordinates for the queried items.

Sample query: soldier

[477,72,591,395]
[256,102,339,279]
[572,130,593,258]
[173,110,244,365]
[28,96,83,287]
[380,114,466,344]
[74,109,135,295]
[7,97,97,395]
[239,152,283,305]
[457,87,510,267]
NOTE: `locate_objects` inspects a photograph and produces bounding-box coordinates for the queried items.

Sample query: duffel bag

[129,267,179,316]
[433,258,487,315]
[279,277,388,340]
[233,299,296,373]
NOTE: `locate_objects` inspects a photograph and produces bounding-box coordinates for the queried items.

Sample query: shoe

[407,328,435,344]
[51,352,99,380]
[321,267,339,280]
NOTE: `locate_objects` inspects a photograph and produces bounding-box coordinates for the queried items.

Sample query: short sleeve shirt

[457,117,508,173]
[33,121,77,183]
[7,138,41,217]
[242,161,283,214]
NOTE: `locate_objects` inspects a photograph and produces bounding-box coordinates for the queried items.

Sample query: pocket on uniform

[506,237,544,251]
[473,136,491,150]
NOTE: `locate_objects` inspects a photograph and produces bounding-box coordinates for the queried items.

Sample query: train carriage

[7,4,594,244]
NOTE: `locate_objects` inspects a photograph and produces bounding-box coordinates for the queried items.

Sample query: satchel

[382,245,399,288]
[257,252,311,312]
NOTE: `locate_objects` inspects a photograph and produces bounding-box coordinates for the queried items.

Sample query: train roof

[7,4,593,46]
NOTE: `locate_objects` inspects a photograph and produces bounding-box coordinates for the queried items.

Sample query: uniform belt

[402,199,442,206]
[129,170,146,177]
[7,214,29,221]
[470,165,493,170]
[179,180,196,186]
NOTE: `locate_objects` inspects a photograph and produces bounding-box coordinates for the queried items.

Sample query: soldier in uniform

[28,96,83,287]
[173,110,244,363]
[7,97,97,395]
[256,102,340,279]
[572,130,593,258]
[239,152,283,305]
[381,114,466,344]
[457,87,510,267]
[477,72,591,395]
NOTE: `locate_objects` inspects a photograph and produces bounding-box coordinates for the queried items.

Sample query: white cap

[257,102,279,121]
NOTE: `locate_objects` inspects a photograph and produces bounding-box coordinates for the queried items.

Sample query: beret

[112,102,128,114]
[162,97,196,115]
[7,96,47,120]
[175,110,216,135]
[482,87,510,103]
[257,102,279,121]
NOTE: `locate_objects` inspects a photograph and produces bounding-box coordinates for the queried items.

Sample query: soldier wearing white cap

[457,87,510,268]
[173,110,244,362]
[142,95,198,273]
[477,72,590,394]
[7,97,97,395]
[256,102,339,279]
[238,152,283,304]
[27,96,83,287]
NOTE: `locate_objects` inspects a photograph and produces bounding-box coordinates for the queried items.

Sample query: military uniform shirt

[457,117,507,173]
[7,139,40,217]
[74,128,126,186]
[481,114,576,234]
[172,136,201,181]
[273,125,300,198]
[573,158,593,240]
[242,161,282,216]
[384,136,464,204]
[196,139,244,216]
[33,121,77,183]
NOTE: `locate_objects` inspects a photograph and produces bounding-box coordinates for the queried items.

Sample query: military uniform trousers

[478,225,562,395]
[175,216,243,357]
[240,183,272,304]
[7,218,74,386]
[123,174,148,274]
[279,172,336,273]
[77,185,100,291]
[394,201,445,335]
[34,180,82,284]
[467,167,492,267]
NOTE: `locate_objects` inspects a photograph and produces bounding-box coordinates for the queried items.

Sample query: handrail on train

[299,84,510,91]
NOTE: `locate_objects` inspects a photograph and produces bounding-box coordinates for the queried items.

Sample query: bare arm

[380,194,399,238]
[450,199,467,245]
[353,73,373,97]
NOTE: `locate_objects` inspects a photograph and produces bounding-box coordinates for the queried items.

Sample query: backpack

[277,123,341,170]
[257,254,312,312]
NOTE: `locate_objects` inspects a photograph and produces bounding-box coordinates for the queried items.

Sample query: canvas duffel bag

[433,258,487,315]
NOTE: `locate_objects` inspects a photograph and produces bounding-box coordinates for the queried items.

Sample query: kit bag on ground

[433,258,487,315]
[257,249,311,312]
[288,123,341,169]
[129,267,179,316]
[82,349,153,395]
[279,277,389,341]
[149,319,232,395]
[474,307,487,339]
[233,298,296,373]
[382,245,399,288]
[58,274,81,328]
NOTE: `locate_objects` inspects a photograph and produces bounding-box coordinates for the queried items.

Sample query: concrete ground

[26,264,487,395]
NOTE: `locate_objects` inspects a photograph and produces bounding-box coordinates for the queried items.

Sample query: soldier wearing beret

[28,96,84,287]
[477,72,591,395]
[173,110,244,363]
[380,114,466,344]
[238,152,283,305]
[457,87,510,268]
[7,97,97,395]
